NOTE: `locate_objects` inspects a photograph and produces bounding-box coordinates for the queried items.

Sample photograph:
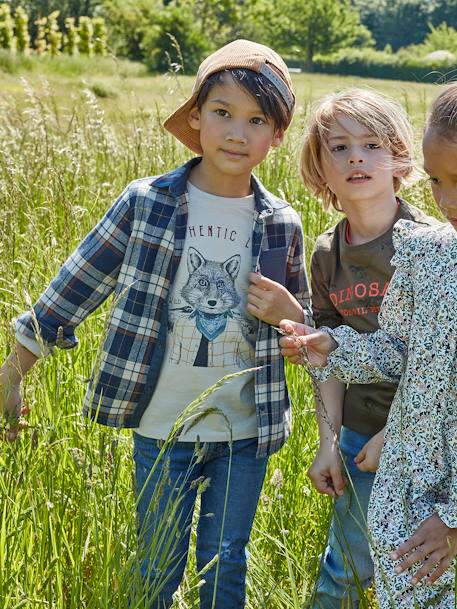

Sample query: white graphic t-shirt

[136,181,258,441]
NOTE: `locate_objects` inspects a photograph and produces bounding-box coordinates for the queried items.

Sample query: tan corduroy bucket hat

[163,39,295,154]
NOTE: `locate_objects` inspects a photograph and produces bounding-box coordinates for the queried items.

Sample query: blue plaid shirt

[16,158,311,456]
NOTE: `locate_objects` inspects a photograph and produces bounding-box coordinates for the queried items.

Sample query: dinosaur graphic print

[169,247,255,367]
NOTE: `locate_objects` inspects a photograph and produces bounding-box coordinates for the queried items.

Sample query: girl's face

[423,127,457,230]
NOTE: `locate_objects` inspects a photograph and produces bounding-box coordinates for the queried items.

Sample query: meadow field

[0,55,443,608]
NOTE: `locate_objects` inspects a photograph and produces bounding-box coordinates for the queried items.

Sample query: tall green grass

[0,77,439,609]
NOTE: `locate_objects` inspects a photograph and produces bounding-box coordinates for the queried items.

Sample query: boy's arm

[354,426,385,472]
[16,185,133,350]
[308,378,346,496]
[307,249,346,495]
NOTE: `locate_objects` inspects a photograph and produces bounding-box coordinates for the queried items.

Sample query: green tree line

[0,3,107,55]
[3,0,457,74]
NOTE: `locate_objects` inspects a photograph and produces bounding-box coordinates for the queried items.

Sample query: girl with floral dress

[279,84,457,608]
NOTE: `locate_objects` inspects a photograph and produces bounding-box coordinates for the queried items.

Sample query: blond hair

[426,82,457,139]
[300,88,414,212]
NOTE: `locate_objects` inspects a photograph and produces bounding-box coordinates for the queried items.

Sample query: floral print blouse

[315,219,457,531]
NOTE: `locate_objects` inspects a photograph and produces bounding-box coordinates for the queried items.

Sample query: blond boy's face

[321,114,402,209]
[187,74,284,192]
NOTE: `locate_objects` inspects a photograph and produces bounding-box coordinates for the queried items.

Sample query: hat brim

[163,92,203,155]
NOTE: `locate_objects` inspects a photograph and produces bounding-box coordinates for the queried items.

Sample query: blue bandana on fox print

[191,309,234,341]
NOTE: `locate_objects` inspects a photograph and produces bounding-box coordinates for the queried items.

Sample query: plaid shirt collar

[152,157,280,215]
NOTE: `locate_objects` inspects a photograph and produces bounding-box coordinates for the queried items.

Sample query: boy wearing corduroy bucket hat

[8,40,311,607]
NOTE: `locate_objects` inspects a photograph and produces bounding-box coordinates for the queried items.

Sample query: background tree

[100,0,160,61]
[6,0,101,42]
[78,15,93,55]
[354,0,433,50]
[0,3,15,50]
[14,5,30,53]
[47,9,61,55]
[63,16,79,55]
[244,0,372,69]
[34,16,47,54]
[141,0,211,73]
[431,0,457,29]
[92,15,107,55]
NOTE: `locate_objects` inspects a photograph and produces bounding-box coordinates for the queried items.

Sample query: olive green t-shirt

[311,200,435,435]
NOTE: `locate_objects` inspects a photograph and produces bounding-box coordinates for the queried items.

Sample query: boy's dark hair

[197,68,289,131]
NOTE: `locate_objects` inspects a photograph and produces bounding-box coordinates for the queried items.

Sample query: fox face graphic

[168,247,254,367]
[181,247,241,315]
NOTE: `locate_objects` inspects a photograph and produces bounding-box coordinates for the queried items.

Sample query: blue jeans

[133,433,268,609]
[310,427,375,609]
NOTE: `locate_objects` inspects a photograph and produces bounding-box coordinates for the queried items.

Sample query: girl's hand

[391,514,457,585]
[278,319,338,367]
[354,428,385,472]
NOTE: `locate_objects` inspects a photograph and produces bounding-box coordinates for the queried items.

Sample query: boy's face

[187,74,284,193]
[321,114,402,209]
[423,127,457,231]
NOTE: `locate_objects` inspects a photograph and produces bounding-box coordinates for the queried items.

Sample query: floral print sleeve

[312,220,417,385]
[435,401,457,528]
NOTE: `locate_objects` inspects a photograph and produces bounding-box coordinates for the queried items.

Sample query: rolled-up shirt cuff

[435,502,457,529]
[15,311,77,350]
[15,329,53,358]
[304,326,338,381]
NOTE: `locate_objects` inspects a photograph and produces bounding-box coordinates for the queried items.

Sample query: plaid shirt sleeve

[16,185,133,349]
[286,218,313,326]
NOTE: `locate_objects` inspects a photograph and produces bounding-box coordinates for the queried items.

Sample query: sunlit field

[0,56,442,608]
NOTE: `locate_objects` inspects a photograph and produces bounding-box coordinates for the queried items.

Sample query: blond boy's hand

[308,445,346,497]
[391,514,457,585]
[278,319,338,367]
[247,273,304,326]
[354,427,385,472]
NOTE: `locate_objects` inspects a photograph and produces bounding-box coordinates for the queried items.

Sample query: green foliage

[100,0,242,72]
[92,16,107,55]
[227,0,372,69]
[7,0,102,38]
[64,16,79,55]
[354,0,433,51]
[47,10,62,55]
[312,46,457,82]
[414,22,457,55]
[78,15,93,56]
[141,1,212,73]
[14,5,30,53]
[100,0,161,61]
[0,3,15,51]
[431,0,457,29]
[34,16,47,54]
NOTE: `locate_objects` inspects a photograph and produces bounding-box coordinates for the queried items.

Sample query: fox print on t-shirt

[169,247,254,367]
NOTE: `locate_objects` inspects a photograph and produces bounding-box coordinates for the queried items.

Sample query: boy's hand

[391,514,457,585]
[247,273,304,326]
[278,319,338,367]
[0,378,28,441]
[354,428,385,472]
[0,345,36,441]
[308,445,345,497]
